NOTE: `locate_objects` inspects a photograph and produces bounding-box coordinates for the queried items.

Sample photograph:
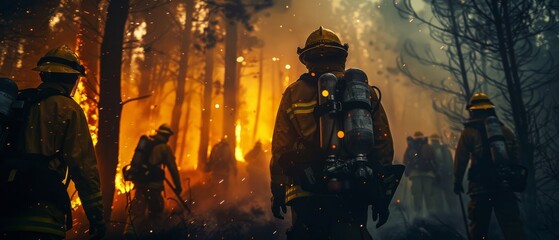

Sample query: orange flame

[235,120,245,162]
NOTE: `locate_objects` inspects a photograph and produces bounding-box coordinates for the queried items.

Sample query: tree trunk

[97,0,129,224]
[448,0,472,101]
[223,19,239,148]
[252,49,263,141]
[0,46,16,77]
[197,47,215,171]
[169,0,194,150]
[491,1,536,235]
[501,0,537,234]
[177,78,194,166]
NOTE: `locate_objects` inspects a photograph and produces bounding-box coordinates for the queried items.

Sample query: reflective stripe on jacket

[271,71,394,202]
[0,82,103,237]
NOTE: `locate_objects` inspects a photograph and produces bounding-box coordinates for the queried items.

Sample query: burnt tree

[97,0,130,223]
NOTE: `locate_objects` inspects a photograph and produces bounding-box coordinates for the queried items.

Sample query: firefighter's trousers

[287,196,373,240]
[468,191,525,240]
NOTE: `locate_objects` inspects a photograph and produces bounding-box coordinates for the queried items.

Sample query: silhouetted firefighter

[123,123,182,237]
[245,141,268,193]
[403,131,437,217]
[429,133,457,214]
[0,45,105,239]
[454,93,528,240]
[206,139,237,198]
[270,26,404,240]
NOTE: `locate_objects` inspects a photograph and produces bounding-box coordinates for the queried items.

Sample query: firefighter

[430,133,456,213]
[0,45,105,239]
[245,141,268,193]
[454,93,525,240]
[270,27,395,240]
[124,123,182,237]
[403,131,437,217]
[206,139,237,198]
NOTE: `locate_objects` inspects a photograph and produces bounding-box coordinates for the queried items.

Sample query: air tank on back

[341,68,374,157]
[318,73,341,156]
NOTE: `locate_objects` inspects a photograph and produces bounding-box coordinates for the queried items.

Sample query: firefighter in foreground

[429,133,456,213]
[0,45,105,239]
[123,124,182,237]
[403,131,437,217]
[454,93,526,240]
[270,27,403,239]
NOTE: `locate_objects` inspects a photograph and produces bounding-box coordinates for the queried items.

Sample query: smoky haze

[1,0,477,239]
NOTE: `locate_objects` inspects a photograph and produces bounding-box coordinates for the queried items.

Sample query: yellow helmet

[32,45,85,76]
[467,93,494,110]
[297,26,348,65]
[156,123,174,136]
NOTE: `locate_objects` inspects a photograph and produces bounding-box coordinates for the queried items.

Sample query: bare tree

[395,0,484,134]
[97,0,130,224]
[396,0,559,237]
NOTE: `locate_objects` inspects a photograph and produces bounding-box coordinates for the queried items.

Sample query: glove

[89,221,106,240]
[271,195,287,220]
[271,183,287,220]
[372,205,389,228]
[454,182,464,194]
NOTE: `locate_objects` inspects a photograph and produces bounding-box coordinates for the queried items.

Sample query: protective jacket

[207,140,237,177]
[403,140,437,178]
[0,82,103,237]
[140,134,181,190]
[454,119,519,194]
[270,71,394,203]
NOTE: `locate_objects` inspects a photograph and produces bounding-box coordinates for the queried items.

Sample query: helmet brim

[468,103,495,110]
[33,62,84,76]
[298,44,348,65]
[156,129,174,136]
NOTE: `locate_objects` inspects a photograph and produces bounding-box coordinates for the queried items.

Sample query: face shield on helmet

[297,27,349,72]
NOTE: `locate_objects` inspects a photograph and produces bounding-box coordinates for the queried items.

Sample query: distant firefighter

[206,139,237,196]
[404,131,438,216]
[430,133,457,213]
[244,141,268,192]
[123,123,182,237]
[0,45,104,239]
[454,93,527,240]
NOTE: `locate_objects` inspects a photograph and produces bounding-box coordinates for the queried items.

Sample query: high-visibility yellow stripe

[291,100,317,108]
[292,108,315,114]
[285,185,315,203]
[0,216,65,237]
